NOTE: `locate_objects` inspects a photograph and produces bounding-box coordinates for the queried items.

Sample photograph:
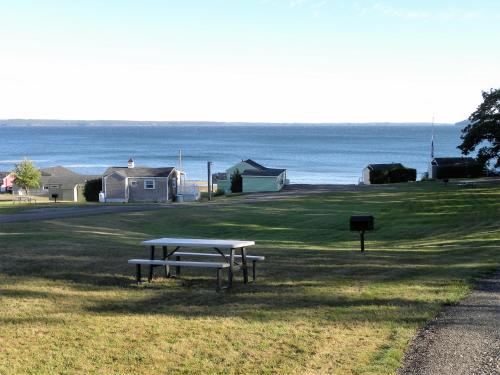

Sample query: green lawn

[0,199,76,214]
[0,182,499,374]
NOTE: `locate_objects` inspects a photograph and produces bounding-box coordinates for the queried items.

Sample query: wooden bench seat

[458,182,476,188]
[171,252,265,281]
[128,259,231,291]
[128,259,230,268]
[172,252,265,261]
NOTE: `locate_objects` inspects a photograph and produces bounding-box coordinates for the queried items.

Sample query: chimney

[128,158,135,168]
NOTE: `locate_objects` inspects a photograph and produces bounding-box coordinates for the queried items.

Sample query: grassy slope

[0,182,499,374]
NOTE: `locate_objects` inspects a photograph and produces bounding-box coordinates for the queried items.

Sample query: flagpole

[431,116,435,161]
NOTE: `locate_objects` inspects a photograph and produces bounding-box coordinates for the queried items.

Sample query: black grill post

[350,215,374,252]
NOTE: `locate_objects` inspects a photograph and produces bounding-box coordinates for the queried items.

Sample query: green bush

[435,162,483,179]
[230,169,242,193]
[83,178,102,202]
[370,166,417,184]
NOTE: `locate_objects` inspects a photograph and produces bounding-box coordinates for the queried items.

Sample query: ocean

[1,123,464,184]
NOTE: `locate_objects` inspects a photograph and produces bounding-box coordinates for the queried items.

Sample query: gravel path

[398,271,500,375]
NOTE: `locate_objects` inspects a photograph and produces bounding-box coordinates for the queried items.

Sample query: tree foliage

[13,159,41,195]
[230,169,242,193]
[83,178,102,202]
[458,88,500,168]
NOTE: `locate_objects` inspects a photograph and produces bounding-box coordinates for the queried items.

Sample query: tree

[230,169,242,193]
[83,178,102,202]
[13,159,41,195]
[458,88,500,169]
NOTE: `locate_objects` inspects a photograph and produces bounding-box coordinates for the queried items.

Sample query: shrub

[435,162,483,179]
[84,178,102,202]
[230,169,242,193]
[370,166,417,184]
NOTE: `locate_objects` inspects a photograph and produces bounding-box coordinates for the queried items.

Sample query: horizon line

[0,118,456,126]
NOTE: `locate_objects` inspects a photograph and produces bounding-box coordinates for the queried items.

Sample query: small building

[103,159,177,203]
[13,166,97,201]
[0,172,15,192]
[428,157,482,179]
[215,159,287,194]
[363,163,417,184]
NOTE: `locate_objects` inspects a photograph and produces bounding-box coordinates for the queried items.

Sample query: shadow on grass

[2,245,497,323]
[84,287,438,324]
[0,316,65,326]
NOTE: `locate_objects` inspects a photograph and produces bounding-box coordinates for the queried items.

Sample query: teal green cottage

[215,159,287,194]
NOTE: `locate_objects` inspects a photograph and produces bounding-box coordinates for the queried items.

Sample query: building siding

[48,185,76,201]
[105,173,127,201]
[243,173,285,192]
[216,179,230,194]
[128,177,170,202]
[362,168,371,184]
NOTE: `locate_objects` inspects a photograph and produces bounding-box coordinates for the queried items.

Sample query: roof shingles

[241,159,286,177]
[104,167,175,178]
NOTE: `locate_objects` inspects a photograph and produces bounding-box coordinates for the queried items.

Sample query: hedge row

[434,163,483,179]
[370,167,417,184]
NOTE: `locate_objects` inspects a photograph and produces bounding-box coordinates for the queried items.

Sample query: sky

[1,0,499,123]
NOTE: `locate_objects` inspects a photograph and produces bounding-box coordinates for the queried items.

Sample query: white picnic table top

[141,237,255,249]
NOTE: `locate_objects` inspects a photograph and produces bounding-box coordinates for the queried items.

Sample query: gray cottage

[13,166,97,201]
[103,159,177,203]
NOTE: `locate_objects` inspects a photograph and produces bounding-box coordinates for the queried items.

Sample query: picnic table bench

[12,196,37,204]
[128,238,264,291]
[457,181,476,188]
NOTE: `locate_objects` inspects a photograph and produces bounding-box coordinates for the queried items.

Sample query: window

[144,179,155,189]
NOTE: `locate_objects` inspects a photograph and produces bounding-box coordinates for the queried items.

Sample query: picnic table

[130,237,259,290]
[12,196,36,204]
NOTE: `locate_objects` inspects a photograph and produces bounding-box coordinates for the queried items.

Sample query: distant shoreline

[0,119,454,127]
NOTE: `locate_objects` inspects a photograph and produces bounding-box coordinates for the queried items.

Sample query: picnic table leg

[162,246,170,278]
[228,248,235,289]
[176,255,181,277]
[148,245,155,282]
[252,260,256,281]
[216,268,222,292]
[136,264,142,284]
[241,247,248,284]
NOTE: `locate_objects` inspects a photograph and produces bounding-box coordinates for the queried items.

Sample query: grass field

[0,182,499,374]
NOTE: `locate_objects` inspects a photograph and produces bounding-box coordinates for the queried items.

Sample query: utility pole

[207,161,212,201]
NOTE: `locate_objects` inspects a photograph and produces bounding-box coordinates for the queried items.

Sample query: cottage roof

[239,159,286,177]
[46,175,99,189]
[104,167,175,178]
[367,163,404,171]
[40,166,80,177]
[243,159,267,170]
[432,157,476,166]
[242,168,286,177]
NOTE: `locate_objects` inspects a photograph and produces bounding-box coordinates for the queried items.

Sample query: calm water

[0,124,464,184]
